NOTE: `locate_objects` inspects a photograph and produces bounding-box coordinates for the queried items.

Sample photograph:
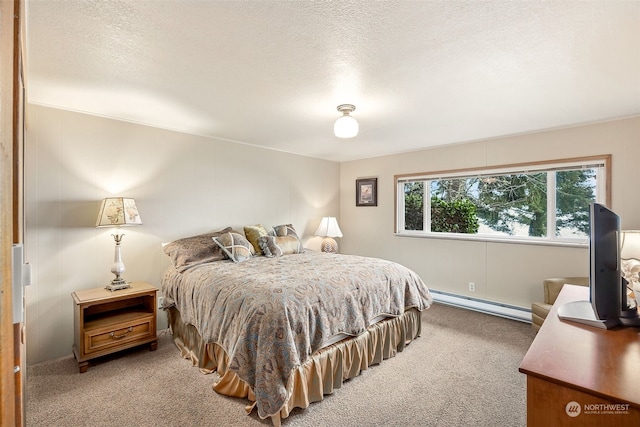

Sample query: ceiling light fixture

[334,104,358,138]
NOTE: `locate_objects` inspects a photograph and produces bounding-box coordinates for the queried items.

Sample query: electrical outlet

[468,282,475,292]
[157,296,164,308]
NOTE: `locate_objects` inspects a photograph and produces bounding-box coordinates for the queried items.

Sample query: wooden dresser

[519,284,640,426]
[72,281,158,372]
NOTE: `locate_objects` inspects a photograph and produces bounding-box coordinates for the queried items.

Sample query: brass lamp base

[320,237,338,253]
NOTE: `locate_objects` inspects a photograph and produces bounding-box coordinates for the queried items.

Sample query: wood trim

[393,176,398,233]
[12,0,23,243]
[13,2,24,425]
[604,154,612,208]
[0,0,17,424]
[13,323,22,425]
[393,154,611,181]
[12,0,22,244]
[1,1,22,425]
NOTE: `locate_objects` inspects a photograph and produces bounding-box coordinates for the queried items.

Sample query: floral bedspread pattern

[161,251,432,419]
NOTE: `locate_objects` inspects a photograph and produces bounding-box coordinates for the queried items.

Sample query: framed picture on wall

[356,178,377,207]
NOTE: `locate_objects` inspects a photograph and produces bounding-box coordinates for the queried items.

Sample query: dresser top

[520,284,640,407]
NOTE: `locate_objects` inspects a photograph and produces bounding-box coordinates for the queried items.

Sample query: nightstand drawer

[84,315,155,355]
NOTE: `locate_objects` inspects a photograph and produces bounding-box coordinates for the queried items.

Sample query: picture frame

[356,178,377,207]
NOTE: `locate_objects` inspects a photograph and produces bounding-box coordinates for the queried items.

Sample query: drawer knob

[109,327,133,339]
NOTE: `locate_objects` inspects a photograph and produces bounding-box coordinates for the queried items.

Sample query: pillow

[213,232,255,263]
[244,224,269,255]
[163,227,233,271]
[273,223,299,238]
[258,235,302,257]
[273,224,303,252]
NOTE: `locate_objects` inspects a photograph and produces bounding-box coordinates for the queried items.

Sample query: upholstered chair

[531,277,589,331]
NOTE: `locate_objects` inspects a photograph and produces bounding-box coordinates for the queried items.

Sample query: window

[395,155,610,245]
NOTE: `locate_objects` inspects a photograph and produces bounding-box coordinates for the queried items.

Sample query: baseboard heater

[430,290,531,323]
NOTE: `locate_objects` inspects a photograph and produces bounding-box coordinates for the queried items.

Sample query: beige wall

[24,105,340,364]
[340,117,640,308]
[24,106,640,364]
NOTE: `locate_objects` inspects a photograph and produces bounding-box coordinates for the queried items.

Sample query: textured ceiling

[26,1,640,162]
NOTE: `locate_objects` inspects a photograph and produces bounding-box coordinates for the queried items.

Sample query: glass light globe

[334,115,359,138]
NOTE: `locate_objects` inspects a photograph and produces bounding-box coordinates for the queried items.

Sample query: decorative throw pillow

[244,224,269,255]
[258,235,302,257]
[273,224,298,238]
[213,232,255,263]
[163,227,233,272]
[273,224,303,252]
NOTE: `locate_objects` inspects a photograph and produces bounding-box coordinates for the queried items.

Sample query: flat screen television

[557,203,640,329]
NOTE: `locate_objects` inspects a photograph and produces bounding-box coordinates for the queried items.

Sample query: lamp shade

[621,230,640,260]
[96,198,142,227]
[315,217,343,238]
[621,230,640,308]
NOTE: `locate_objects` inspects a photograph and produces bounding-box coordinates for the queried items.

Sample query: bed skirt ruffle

[166,306,423,426]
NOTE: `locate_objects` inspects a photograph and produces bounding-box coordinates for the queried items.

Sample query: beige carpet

[26,303,536,427]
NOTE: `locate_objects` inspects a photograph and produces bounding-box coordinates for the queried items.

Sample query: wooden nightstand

[72,281,158,373]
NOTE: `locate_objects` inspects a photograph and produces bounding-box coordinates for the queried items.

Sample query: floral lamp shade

[96,197,142,227]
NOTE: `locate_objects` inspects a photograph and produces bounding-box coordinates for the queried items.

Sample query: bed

[160,225,433,426]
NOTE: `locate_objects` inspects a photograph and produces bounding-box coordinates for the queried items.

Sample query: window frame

[394,155,611,247]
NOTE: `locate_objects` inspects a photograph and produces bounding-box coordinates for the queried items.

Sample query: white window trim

[394,155,611,247]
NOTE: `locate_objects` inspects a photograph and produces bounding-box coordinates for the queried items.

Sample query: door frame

[1,0,23,425]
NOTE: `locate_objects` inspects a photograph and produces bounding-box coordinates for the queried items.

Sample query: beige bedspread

[161,251,432,419]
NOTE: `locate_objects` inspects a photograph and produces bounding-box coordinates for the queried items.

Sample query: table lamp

[315,217,343,253]
[96,197,142,291]
[621,230,640,307]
